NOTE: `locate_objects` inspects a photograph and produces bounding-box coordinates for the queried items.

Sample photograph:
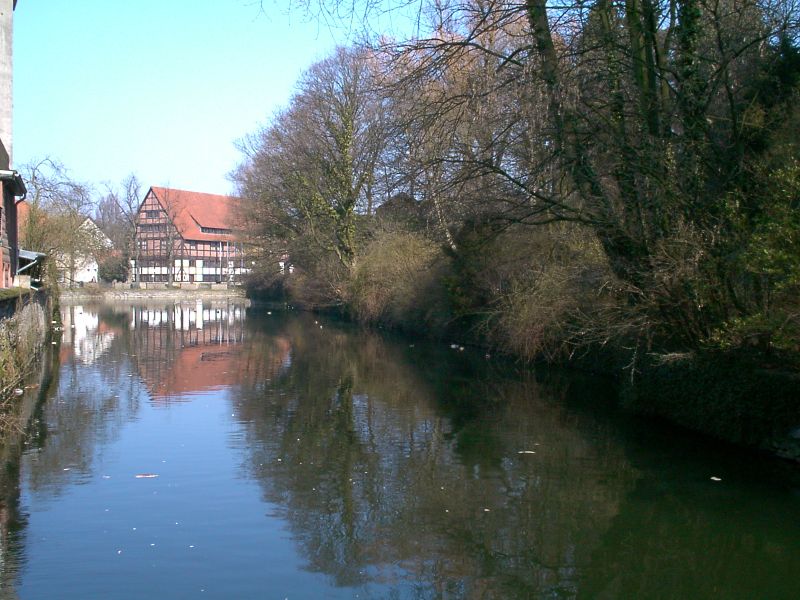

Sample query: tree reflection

[0,339,61,598]
[231,312,638,597]
[4,305,797,599]
[23,304,144,497]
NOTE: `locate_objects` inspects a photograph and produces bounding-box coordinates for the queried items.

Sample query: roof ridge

[151,185,239,200]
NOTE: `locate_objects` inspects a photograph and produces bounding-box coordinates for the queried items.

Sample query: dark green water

[0,301,797,599]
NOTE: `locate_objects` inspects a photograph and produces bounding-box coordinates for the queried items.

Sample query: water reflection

[3,303,799,598]
[60,305,115,364]
[128,301,248,401]
[230,317,638,597]
[230,314,800,599]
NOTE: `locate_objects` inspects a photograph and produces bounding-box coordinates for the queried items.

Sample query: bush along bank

[231,20,800,463]
[0,290,56,427]
[245,221,800,463]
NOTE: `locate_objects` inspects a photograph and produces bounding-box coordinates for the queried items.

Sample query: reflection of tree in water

[25,301,251,500]
[0,425,30,600]
[579,431,800,600]
[0,340,62,598]
[23,307,144,498]
[233,312,638,598]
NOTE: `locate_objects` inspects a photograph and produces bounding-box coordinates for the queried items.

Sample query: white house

[57,217,113,285]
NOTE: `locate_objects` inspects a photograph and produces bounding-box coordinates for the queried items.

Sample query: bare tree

[236,46,389,275]
[19,158,108,286]
[288,0,800,348]
[95,174,142,282]
[155,187,185,286]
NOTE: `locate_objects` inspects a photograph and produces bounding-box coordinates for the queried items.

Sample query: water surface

[0,301,797,599]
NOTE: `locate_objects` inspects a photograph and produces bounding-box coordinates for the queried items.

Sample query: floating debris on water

[135,474,159,479]
[518,450,536,455]
[710,476,722,482]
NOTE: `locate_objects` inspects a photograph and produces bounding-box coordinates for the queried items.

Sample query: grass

[0,287,26,302]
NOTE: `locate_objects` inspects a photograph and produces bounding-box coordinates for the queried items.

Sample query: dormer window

[200,227,231,235]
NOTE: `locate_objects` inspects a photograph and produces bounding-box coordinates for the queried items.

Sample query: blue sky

[13,1,350,196]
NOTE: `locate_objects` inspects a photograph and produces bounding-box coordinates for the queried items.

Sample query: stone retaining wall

[0,291,51,402]
[60,287,247,303]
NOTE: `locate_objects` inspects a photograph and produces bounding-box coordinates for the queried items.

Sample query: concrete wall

[0,0,16,289]
[0,0,14,164]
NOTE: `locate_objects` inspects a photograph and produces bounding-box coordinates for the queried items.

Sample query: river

[0,300,797,599]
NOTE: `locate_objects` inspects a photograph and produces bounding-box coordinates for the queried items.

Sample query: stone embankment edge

[59,288,249,303]
[0,291,54,412]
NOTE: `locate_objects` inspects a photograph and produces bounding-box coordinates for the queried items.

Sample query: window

[139,223,166,233]
[200,226,232,235]
[145,210,160,218]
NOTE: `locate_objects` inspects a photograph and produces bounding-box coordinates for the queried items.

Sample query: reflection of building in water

[131,301,248,401]
[60,305,116,364]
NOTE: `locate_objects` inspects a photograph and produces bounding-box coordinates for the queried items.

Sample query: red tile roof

[143,335,292,401]
[149,187,242,243]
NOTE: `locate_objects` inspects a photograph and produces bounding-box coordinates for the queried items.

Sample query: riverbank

[0,289,55,421]
[59,284,248,303]
[621,350,800,462]
[266,289,800,464]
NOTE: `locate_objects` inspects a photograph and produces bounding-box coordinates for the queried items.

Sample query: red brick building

[0,147,26,289]
[0,1,24,289]
[133,186,246,284]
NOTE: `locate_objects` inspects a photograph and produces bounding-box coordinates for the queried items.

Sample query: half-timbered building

[132,186,246,284]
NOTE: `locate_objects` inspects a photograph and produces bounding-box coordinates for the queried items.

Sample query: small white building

[57,217,113,285]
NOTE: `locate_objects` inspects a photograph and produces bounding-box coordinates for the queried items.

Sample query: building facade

[0,0,22,289]
[132,186,246,284]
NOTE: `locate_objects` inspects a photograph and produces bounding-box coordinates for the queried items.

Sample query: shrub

[349,231,449,330]
[98,254,129,283]
[446,222,614,360]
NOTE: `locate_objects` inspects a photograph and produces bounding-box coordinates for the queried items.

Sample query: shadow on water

[230,308,800,599]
